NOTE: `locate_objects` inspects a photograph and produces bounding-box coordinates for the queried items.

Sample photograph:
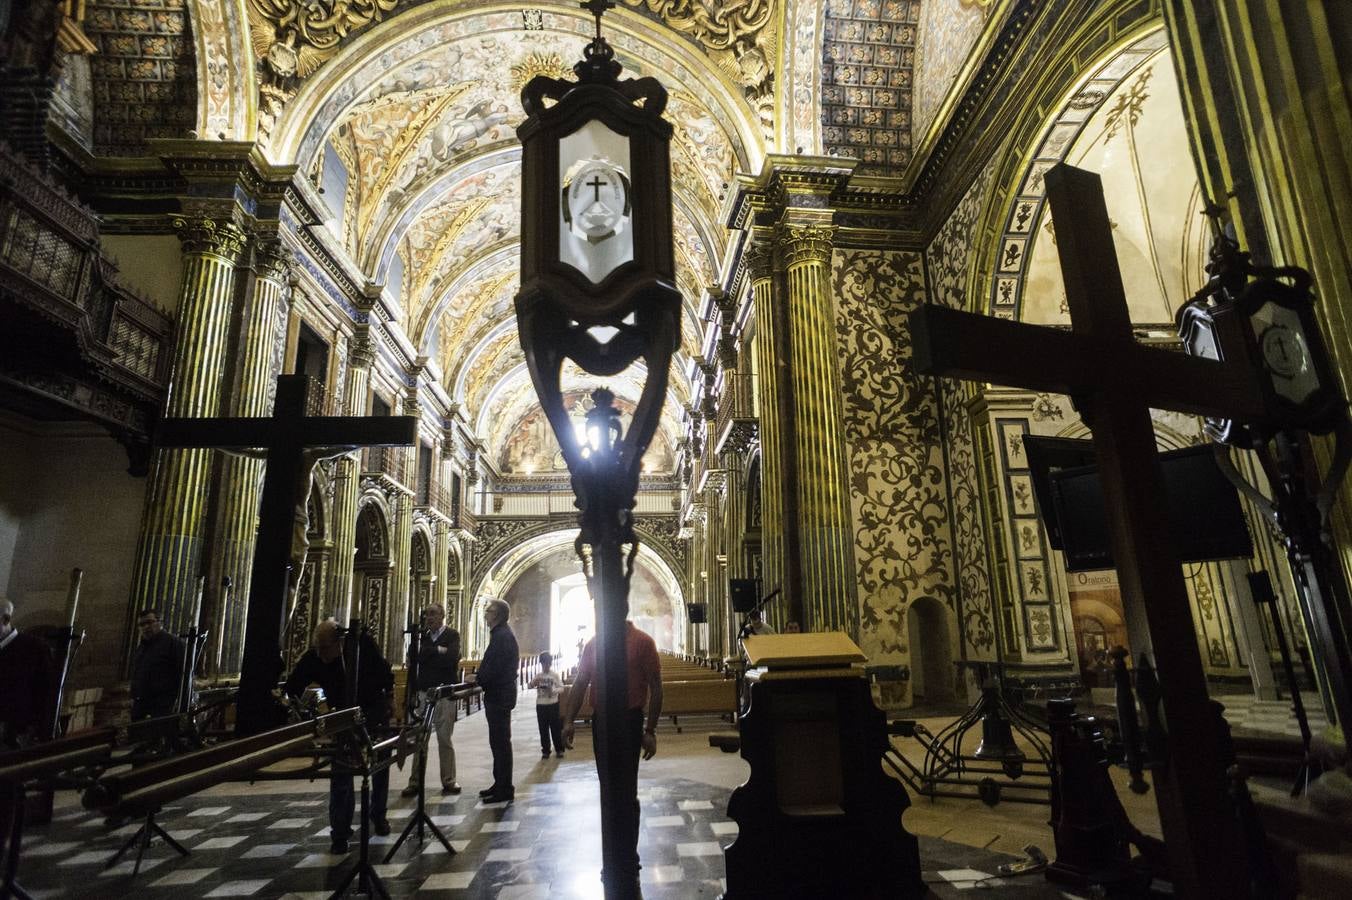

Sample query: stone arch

[354,495,392,642]
[906,595,954,704]
[467,523,687,655]
[410,523,434,614]
[965,16,1167,315]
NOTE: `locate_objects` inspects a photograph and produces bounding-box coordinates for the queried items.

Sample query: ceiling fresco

[266,5,760,477]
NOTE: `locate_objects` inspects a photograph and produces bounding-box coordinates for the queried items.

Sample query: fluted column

[209,238,292,673]
[780,222,858,635]
[434,518,451,612]
[388,490,413,657]
[747,239,790,619]
[128,216,245,633]
[703,481,726,659]
[1166,0,1352,582]
[330,326,375,623]
[721,446,750,653]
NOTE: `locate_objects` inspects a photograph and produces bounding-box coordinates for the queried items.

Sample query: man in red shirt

[561,620,663,887]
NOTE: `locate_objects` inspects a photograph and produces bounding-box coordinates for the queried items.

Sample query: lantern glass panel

[1251,300,1319,404]
[559,120,633,284]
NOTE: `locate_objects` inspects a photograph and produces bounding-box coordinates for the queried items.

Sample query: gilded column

[388,490,413,657]
[1164,0,1352,732]
[209,238,292,673]
[746,239,789,617]
[128,216,245,633]
[780,222,858,635]
[330,324,375,624]
[385,379,420,656]
[433,518,452,612]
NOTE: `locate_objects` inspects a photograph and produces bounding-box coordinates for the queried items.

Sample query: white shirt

[0,627,16,652]
[534,670,563,705]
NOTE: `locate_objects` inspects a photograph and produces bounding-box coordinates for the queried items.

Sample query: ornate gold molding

[621,0,776,127]
[779,223,835,268]
[173,216,247,261]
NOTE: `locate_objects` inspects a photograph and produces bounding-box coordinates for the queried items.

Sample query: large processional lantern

[514,4,680,892]
[515,0,680,506]
[1177,231,1346,446]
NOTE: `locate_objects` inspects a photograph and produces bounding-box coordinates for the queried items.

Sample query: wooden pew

[561,678,736,732]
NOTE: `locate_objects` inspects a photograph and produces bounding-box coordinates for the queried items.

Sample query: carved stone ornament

[348,327,376,370]
[779,223,835,268]
[620,0,775,133]
[743,242,774,282]
[719,418,759,456]
[254,237,294,284]
[172,216,247,262]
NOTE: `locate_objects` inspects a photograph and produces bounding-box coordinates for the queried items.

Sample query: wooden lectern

[722,633,923,899]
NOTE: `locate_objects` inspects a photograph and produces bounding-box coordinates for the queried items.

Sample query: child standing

[530,652,566,759]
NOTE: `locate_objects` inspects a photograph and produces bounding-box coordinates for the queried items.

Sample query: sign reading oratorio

[563,156,632,244]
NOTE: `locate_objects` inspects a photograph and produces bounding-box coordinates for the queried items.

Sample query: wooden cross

[910,164,1275,897]
[158,375,418,735]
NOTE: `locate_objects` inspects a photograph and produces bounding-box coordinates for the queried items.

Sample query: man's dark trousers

[594,708,645,877]
[329,746,390,839]
[485,703,513,796]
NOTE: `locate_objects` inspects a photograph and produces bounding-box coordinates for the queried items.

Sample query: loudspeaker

[686,603,708,624]
[730,578,758,613]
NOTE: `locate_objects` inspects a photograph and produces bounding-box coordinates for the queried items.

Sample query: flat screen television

[1024,436,1098,551]
[1047,444,1254,572]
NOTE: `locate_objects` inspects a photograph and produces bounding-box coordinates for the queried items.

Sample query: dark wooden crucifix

[909,164,1276,898]
[157,374,417,735]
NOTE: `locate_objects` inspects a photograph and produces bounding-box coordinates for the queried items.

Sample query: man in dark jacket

[0,599,55,748]
[474,598,518,803]
[130,608,185,720]
[401,603,461,797]
[284,619,394,853]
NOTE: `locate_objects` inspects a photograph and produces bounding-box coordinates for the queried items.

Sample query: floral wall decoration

[928,161,998,659]
[833,246,957,697]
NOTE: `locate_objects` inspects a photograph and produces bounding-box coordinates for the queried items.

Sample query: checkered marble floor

[14,698,1074,898]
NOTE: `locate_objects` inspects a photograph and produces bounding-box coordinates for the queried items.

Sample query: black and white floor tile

[14,700,1075,898]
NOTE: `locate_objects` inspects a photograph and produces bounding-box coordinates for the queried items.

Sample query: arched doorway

[907,597,954,704]
[411,528,433,616]
[354,501,391,644]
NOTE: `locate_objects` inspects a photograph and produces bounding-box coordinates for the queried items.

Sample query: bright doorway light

[551,572,593,670]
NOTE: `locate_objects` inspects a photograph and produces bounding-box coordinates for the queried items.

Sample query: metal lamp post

[514,2,680,895]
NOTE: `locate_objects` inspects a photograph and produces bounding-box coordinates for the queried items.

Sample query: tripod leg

[328,862,361,899]
[131,815,153,876]
[424,817,455,856]
[381,815,420,864]
[104,823,145,869]
[150,819,190,857]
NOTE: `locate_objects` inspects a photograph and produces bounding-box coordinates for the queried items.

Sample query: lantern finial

[576,0,621,83]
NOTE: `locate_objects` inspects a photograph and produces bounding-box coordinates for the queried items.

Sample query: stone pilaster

[329,323,375,623]
[780,222,858,635]
[746,238,790,620]
[434,518,452,613]
[128,216,246,633]
[208,237,292,673]
[388,489,413,657]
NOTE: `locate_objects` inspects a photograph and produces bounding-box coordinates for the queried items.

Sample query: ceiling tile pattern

[821,0,921,174]
[84,0,196,154]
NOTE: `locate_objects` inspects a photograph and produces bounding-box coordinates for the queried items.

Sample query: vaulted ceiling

[67,0,1008,476]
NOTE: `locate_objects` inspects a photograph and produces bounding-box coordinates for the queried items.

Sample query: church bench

[562,678,735,732]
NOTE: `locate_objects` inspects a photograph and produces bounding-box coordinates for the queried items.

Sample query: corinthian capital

[253,238,294,284]
[172,216,246,262]
[349,324,376,369]
[779,223,835,268]
[743,242,774,282]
